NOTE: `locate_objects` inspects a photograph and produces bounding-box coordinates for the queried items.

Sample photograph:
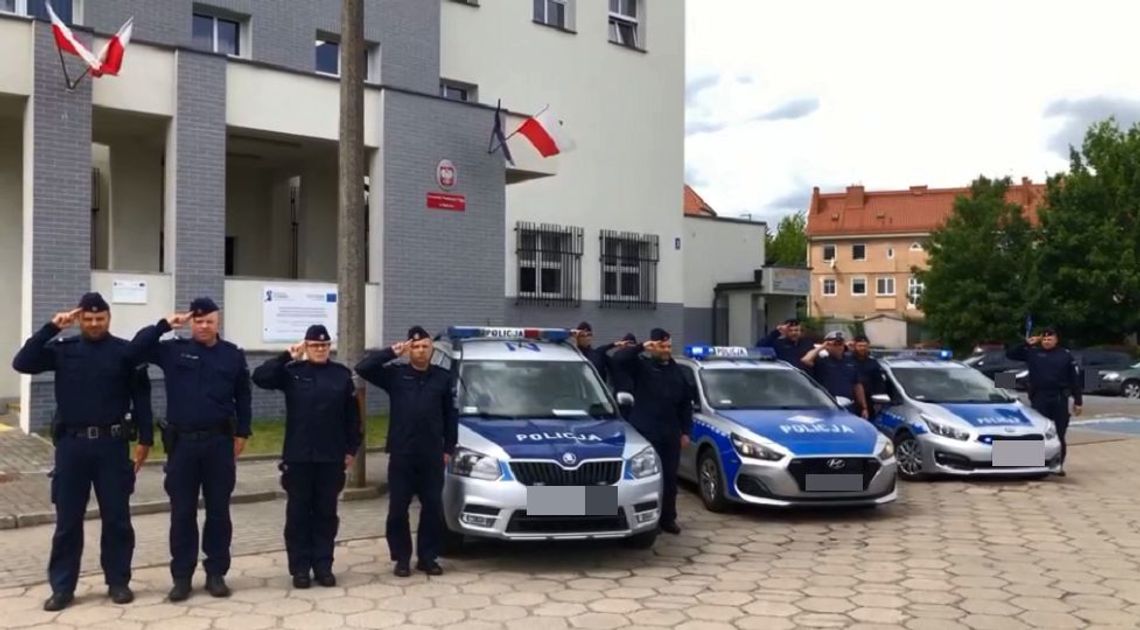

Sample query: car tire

[441,526,465,557]
[1123,379,1140,399]
[697,447,731,513]
[622,529,658,550]
[893,432,926,481]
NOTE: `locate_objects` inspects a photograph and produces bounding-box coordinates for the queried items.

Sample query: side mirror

[616,392,635,407]
[871,394,891,405]
[835,396,853,408]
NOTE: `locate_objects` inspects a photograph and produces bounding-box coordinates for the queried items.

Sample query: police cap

[189,297,219,317]
[576,321,593,333]
[649,328,671,342]
[77,292,109,313]
[305,325,331,342]
[622,332,637,343]
[407,325,430,341]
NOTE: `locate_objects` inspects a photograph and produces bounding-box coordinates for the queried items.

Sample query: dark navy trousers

[386,454,444,564]
[281,462,345,576]
[1031,391,1071,463]
[163,434,235,579]
[648,436,680,526]
[48,435,136,594]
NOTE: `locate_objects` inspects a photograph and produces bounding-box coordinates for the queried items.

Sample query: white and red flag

[515,107,576,157]
[45,1,133,87]
[93,16,134,77]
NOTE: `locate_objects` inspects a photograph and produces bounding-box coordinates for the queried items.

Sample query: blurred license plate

[805,474,863,492]
[992,440,1044,467]
[526,486,617,516]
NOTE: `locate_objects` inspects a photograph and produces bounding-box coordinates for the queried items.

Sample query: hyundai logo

[826,458,846,470]
[561,452,578,466]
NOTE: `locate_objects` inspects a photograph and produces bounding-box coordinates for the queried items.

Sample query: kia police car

[871,350,1063,479]
[435,327,662,553]
[676,346,898,510]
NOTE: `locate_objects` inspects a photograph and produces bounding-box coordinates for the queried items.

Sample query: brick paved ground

[3,431,1140,628]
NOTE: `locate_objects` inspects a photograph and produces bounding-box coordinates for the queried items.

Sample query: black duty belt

[169,423,230,441]
[63,423,126,440]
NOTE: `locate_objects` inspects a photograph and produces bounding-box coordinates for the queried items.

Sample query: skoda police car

[676,346,898,510]
[435,327,662,553]
[871,350,1063,479]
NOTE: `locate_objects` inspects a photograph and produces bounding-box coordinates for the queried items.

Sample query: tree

[916,177,1036,354]
[766,211,808,267]
[1030,118,1140,346]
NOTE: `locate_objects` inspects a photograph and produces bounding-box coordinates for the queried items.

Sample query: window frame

[193,12,243,57]
[851,277,868,296]
[875,276,896,296]
[440,79,477,103]
[907,276,924,309]
[608,0,640,48]
[600,230,659,309]
[821,278,837,297]
[313,33,376,80]
[910,241,924,252]
[851,243,866,261]
[821,244,836,262]
[533,0,569,29]
[515,222,584,306]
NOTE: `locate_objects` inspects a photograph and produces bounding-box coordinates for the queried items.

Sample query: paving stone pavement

[4,435,1140,628]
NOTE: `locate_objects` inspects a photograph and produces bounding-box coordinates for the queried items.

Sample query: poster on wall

[111,279,148,304]
[262,285,338,343]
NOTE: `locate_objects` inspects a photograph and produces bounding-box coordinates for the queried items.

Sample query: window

[821,244,836,262]
[193,12,241,56]
[851,277,867,296]
[8,1,71,22]
[516,222,583,306]
[314,34,375,79]
[851,243,866,261]
[608,0,640,48]
[910,241,924,251]
[907,276,924,308]
[533,0,567,29]
[886,247,895,259]
[600,230,659,308]
[440,80,476,102]
[876,277,895,296]
[821,278,837,296]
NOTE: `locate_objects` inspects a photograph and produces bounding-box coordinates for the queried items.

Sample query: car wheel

[893,432,926,480]
[1123,380,1140,399]
[697,448,731,512]
[622,529,658,549]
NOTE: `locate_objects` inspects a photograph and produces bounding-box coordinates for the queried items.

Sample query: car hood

[458,417,630,460]
[917,401,1044,429]
[716,409,881,456]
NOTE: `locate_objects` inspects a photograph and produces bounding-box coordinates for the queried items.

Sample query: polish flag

[516,108,575,157]
[93,17,134,77]
[46,1,102,72]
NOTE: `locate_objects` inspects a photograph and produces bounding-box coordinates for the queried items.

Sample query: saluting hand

[51,308,82,329]
[288,342,306,361]
[166,312,192,329]
[614,340,636,349]
[1026,336,1041,346]
[777,323,790,337]
[392,341,410,357]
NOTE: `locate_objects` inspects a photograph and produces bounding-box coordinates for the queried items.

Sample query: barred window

[515,222,583,305]
[600,230,658,308]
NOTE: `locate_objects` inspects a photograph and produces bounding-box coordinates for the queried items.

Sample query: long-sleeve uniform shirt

[756,331,815,371]
[252,353,363,463]
[355,349,458,456]
[126,319,252,437]
[611,344,693,443]
[579,343,616,383]
[1006,344,1084,404]
[12,322,154,445]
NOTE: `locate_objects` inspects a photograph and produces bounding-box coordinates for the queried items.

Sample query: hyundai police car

[676,346,898,510]
[871,350,1063,479]
[435,327,662,553]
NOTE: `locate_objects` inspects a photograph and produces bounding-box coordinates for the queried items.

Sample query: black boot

[315,572,337,588]
[292,574,311,589]
[416,561,443,576]
[168,578,192,602]
[43,592,73,612]
[205,575,231,598]
[393,562,411,578]
[109,585,134,604]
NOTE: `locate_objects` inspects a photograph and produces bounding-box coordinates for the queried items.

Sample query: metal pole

[338,0,367,488]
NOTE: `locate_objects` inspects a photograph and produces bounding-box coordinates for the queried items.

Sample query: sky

[685,0,1140,226]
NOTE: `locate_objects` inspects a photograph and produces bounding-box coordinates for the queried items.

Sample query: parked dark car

[983,348,1135,394]
[962,350,1025,381]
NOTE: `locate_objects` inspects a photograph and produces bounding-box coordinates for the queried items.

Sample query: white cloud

[685,0,1140,225]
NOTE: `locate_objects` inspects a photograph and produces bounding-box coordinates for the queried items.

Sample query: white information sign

[111,279,148,304]
[262,285,338,343]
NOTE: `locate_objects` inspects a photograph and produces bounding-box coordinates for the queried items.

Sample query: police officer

[252,325,362,589]
[801,331,870,418]
[570,322,631,384]
[11,293,152,611]
[126,297,252,601]
[355,326,457,577]
[612,328,692,535]
[851,335,885,399]
[757,319,815,370]
[1006,327,1082,476]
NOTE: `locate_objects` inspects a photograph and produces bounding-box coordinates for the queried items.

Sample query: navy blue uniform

[813,352,862,412]
[12,322,152,596]
[611,345,693,528]
[126,319,251,581]
[756,330,815,371]
[579,343,616,384]
[1007,343,1083,463]
[853,355,884,397]
[355,348,457,565]
[252,353,362,578]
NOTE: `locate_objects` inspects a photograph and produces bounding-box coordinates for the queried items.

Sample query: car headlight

[628,446,660,478]
[1045,421,1057,440]
[876,439,895,460]
[449,448,501,481]
[919,414,970,441]
[730,433,784,461]
[1103,372,1121,382]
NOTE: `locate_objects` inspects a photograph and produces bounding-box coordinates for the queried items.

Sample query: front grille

[506,508,628,534]
[786,457,880,492]
[978,434,1044,443]
[935,450,1059,471]
[509,460,622,486]
[737,474,896,502]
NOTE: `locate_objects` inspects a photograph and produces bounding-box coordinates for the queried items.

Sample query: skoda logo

[561,452,578,466]
[826,458,846,470]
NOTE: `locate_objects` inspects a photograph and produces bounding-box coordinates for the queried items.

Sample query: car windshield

[457,360,616,419]
[699,368,838,410]
[892,367,1016,403]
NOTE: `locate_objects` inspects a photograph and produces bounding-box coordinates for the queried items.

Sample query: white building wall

[110,142,165,272]
[440,0,686,304]
[682,217,767,307]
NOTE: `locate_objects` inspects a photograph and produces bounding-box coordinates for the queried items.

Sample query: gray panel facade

[683,307,714,346]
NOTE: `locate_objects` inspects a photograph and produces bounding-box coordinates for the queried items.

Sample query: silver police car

[435,327,662,553]
[871,350,1063,479]
[676,346,898,510]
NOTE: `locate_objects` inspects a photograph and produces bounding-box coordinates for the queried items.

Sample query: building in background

[805,179,1045,346]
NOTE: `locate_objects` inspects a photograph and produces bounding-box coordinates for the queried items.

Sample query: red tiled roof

[684,184,717,217]
[806,178,1045,237]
